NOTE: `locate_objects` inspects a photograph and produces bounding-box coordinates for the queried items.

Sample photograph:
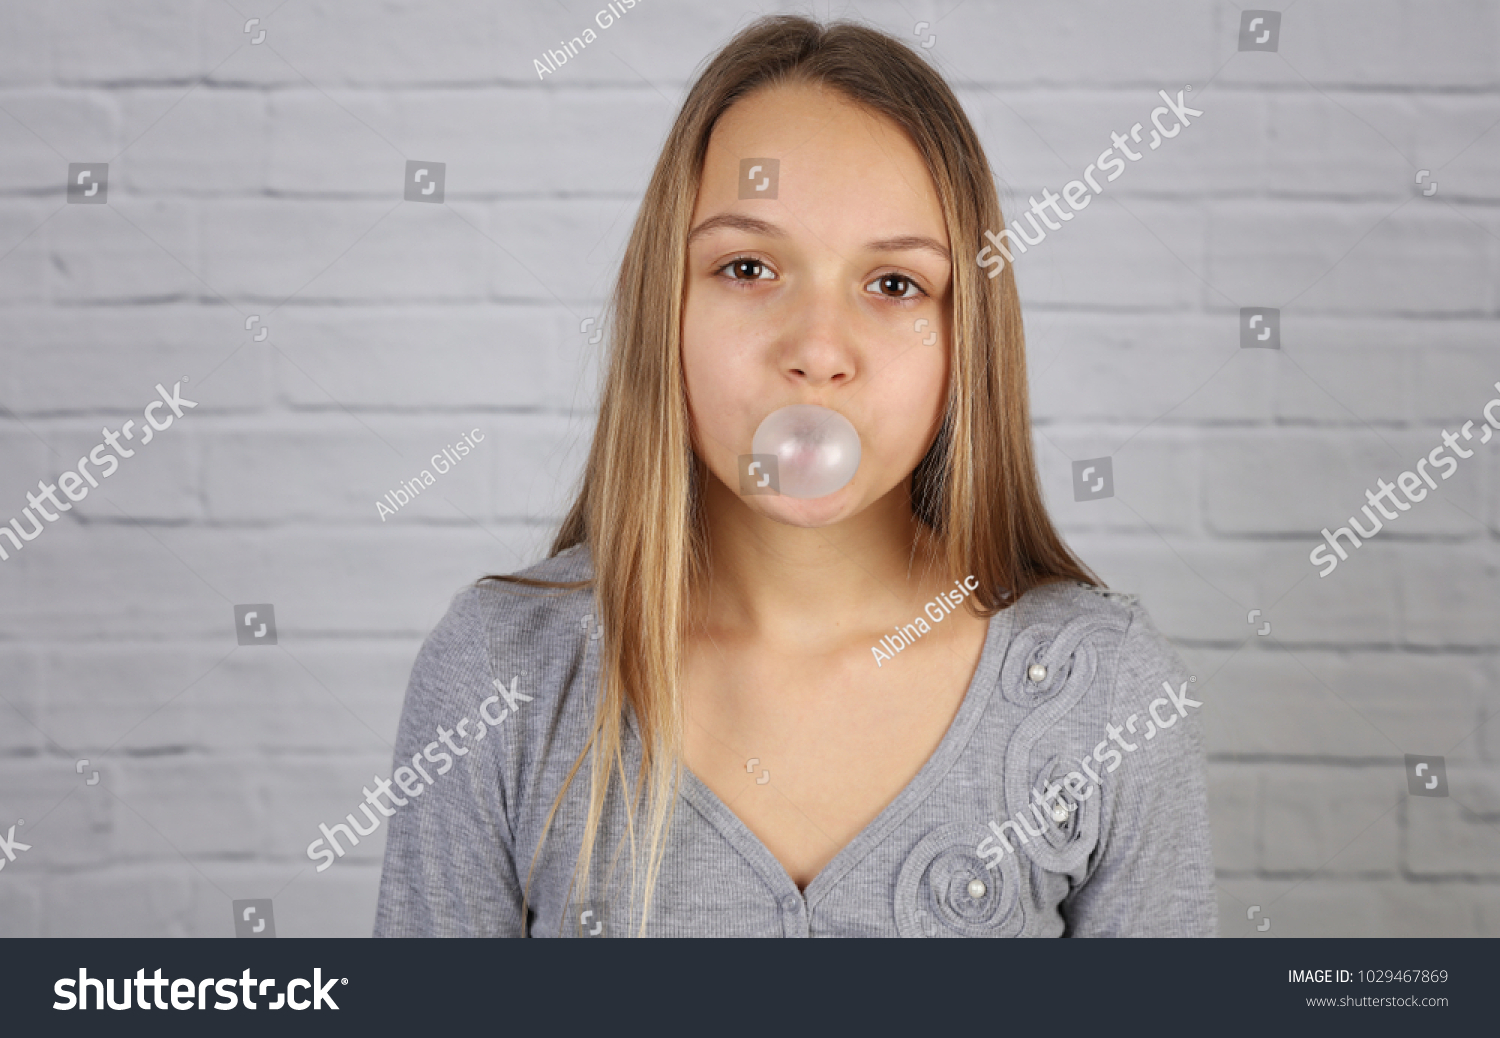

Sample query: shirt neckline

[626,603,1015,910]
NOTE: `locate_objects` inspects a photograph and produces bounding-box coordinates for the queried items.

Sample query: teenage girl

[374,14,1215,938]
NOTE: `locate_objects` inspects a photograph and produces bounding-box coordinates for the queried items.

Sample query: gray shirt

[372,544,1217,937]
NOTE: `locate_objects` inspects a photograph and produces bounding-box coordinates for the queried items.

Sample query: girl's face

[682,80,953,529]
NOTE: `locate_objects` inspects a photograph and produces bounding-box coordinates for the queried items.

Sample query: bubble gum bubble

[751,404,861,499]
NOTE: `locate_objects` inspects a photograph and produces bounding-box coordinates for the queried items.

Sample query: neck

[692,471,955,646]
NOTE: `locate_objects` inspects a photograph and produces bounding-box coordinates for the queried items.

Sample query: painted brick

[199,421,493,523]
[1205,431,1488,538]
[1005,201,1206,311]
[1200,650,1489,761]
[4,0,1497,941]
[53,0,201,83]
[0,89,117,189]
[1265,93,1416,197]
[932,2,1217,87]
[199,0,505,88]
[1206,762,1258,872]
[40,865,195,937]
[1207,202,1494,314]
[264,755,396,869]
[110,755,264,859]
[0,307,275,414]
[970,86,1255,197]
[118,88,269,194]
[0,647,44,754]
[268,306,600,411]
[50,198,200,303]
[1405,768,1500,876]
[1232,0,1500,90]
[1042,429,1200,537]
[0,879,41,936]
[1397,543,1500,648]
[199,199,489,303]
[1243,879,1496,937]
[1260,764,1402,874]
[0,3,51,86]
[0,203,56,302]
[179,862,381,937]
[0,758,114,870]
[1030,314,1276,423]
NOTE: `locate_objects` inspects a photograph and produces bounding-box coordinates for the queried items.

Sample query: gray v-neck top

[372,545,1217,938]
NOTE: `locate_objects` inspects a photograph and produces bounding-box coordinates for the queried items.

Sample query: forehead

[694,80,946,237]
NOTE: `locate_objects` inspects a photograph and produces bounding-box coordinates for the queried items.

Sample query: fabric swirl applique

[895,822,1025,938]
[989,614,1125,875]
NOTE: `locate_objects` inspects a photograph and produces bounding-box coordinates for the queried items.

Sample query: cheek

[862,347,949,469]
[680,295,754,454]
[681,318,723,409]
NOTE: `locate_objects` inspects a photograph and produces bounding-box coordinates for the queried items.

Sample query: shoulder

[1009,579,1139,629]
[1001,579,1188,714]
[1004,580,1140,669]
[403,545,598,742]
[441,543,596,649]
[413,543,594,659]
[1013,579,1175,651]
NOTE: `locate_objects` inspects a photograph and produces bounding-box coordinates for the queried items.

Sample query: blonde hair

[487,14,1098,935]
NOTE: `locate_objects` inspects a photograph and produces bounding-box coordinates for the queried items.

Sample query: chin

[746,485,863,528]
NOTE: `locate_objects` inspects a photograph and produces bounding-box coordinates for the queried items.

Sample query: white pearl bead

[1027,663,1047,682]
[967,878,987,899]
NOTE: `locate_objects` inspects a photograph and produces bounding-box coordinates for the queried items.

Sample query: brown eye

[730,258,764,280]
[867,273,921,300]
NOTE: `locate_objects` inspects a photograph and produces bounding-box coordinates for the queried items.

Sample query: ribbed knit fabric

[373,544,1217,938]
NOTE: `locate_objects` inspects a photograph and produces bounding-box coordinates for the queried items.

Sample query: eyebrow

[687,213,951,263]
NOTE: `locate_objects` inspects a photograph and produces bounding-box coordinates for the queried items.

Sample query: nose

[780,285,857,389]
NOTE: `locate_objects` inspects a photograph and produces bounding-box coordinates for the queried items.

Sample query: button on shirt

[373,546,1217,938]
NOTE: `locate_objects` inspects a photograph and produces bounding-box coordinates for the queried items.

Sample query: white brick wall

[1,0,1496,937]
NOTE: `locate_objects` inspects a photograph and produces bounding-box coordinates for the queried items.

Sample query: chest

[679,611,989,889]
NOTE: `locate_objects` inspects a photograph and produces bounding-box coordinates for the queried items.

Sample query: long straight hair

[487,14,1098,935]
